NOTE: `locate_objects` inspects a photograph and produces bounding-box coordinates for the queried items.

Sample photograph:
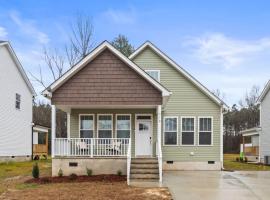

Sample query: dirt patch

[25,174,126,184]
[0,182,172,200]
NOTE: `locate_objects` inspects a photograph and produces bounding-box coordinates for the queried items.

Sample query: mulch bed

[25,174,126,184]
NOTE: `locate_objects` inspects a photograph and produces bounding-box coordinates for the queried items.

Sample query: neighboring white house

[0,41,36,161]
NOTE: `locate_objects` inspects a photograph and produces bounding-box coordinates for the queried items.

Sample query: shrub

[69,173,77,180]
[32,163,39,179]
[240,157,243,162]
[244,157,248,163]
[86,168,92,176]
[117,170,122,176]
[58,168,63,177]
[236,157,239,162]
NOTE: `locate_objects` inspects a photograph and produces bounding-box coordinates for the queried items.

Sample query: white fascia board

[257,80,270,104]
[129,41,229,109]
[1,42,36,96]
[45,41,171,97]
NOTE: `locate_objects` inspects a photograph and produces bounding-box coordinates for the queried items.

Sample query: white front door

[135,118,152,156]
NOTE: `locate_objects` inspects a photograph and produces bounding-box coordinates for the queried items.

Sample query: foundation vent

[208,161,215,164]
[69,162,78,167]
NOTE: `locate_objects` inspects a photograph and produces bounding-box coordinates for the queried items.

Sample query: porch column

[51,105,56,158]
[157,105,162,150]
[67,112,71,139]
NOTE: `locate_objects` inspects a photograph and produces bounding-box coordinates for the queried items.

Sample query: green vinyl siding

[132,47,221,162]
[70,108,157,157]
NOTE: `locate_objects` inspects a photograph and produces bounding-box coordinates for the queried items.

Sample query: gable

[52,49,162,105]
[131,46,221,111]
[130,42,227,109]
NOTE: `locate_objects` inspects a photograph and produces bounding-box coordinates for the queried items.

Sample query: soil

[25,174,126,184]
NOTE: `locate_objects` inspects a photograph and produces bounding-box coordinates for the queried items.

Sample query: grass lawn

[0,159,171,200]
[224,154,270,171]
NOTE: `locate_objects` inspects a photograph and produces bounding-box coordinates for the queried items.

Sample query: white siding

[260,90,270,161]
[0,45,33,157]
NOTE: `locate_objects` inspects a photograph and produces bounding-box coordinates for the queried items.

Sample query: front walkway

[163,171,270,200]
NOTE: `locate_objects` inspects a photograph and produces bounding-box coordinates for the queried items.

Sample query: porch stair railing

[127,138,131,185]
[156,141,162,183]
[54,138,129,157]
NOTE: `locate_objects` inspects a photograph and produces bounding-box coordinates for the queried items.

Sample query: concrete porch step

[130,173,159,179]
[131,163,159,169]
[131,168,159,174]
[131,158,158,164]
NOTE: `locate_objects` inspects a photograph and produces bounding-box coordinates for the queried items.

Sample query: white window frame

[15,93,21,110]
[79,114,95,138]
[163,116,178,146]
[198,116,213,146]
[97,114,113,138]
[145,69,160,82]
[180,116,196,146]
[115,114,131,138]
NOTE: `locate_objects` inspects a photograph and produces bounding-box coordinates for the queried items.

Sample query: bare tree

[212,89,226,101]
[30,13,94,89]
[238,85,260,108]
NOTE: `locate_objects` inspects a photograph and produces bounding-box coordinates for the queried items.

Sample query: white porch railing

[156,141,162,183]
[54,138,130,157]
[126,138,131,185]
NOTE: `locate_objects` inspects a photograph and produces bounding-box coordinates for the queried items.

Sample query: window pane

[137,116,151,120]
[80,116,93,130]
[80,130,93,138]
[117,130,130,138]
[200,118,212,131]
[16,93,21,101]
[38,132,46,144]
[165,132,177,145]
[199,132,211,145]
[99,130,112,138]
[146,71,159,82]
[139,122,149,131]
[117,115,130,130]
[182,118,194,131]
[165,118,177,131]
[15,101,20,109]
[99,115,112,129]
[182,132,194,145]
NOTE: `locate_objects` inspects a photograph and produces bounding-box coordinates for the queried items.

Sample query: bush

[236,157,239,162]
[58,168,63,177]
[240,157,243,162]
[86,168,92,176]
[32,163,39,179]
[244,157,248,163]
[117,170,122,176]
[69,173,77,180]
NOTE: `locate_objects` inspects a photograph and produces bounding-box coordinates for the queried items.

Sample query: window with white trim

[80,115,94,138]
[98,115,113,138]
[199,117,212,145]
[116,115,131,138]
[15,93,21,109]
[181,117,195,145]
[164,117,178,145]
[145,70,160,82]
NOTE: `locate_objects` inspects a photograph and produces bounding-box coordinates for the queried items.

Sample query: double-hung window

[98,114,113,138]
[15,93,21,109]
[181,117,195,145]
[145,70,160,82]
[80,115,94,138]
[116,115,131,138]
[164,117,178,145]
[198,117,213,145]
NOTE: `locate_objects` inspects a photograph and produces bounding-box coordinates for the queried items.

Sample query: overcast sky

[1,0,270,105]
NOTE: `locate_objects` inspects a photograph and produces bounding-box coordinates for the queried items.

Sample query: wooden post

[243,135,245,156]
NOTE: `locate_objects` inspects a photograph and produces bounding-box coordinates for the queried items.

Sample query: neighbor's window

[38,132,47,144]
[98,115,113,138]
[80,115,94,138]
[164,117,178,145]
[116,115,131,138]
[145,70,160,82]
[181,117,195,145]
[199,117,212,145]
[15,93,21,109]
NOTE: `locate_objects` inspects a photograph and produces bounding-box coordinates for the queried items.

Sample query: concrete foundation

[163,161,222,170]
[52,157,127,176]
[0,156,31,163]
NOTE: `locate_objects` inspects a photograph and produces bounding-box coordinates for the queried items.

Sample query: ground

[0,159,171,200]
[224,154,270,171]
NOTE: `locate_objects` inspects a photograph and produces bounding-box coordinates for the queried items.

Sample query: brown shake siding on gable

[51,49,162,105]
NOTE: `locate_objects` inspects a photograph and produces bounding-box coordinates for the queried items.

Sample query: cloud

[103,8,137,24]
[9,11,49,44]
[0,26,8,38]
[184,33,270,69]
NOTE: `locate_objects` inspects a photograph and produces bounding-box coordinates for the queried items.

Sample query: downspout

[31,123,35,160]
[220,106,224,170]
